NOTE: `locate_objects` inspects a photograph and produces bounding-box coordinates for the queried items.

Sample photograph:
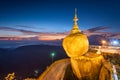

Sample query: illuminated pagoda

[38,9,114,80]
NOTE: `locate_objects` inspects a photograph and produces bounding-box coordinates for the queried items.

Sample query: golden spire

[71,8,81,34]
[74,8,78,25]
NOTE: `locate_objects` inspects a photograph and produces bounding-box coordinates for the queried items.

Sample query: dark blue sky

[0,0,120,37]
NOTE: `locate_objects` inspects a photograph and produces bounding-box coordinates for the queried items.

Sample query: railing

[90,45,120,54]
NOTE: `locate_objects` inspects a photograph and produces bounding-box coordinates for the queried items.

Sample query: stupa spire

[71,8,81,33]
[74,8,78,24]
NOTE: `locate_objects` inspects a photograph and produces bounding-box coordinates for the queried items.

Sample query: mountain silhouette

[0,44,67,79]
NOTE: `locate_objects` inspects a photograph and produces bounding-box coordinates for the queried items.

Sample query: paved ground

[38,59,70,80]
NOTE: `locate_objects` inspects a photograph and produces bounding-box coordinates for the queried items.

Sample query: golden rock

[63,32,89,58]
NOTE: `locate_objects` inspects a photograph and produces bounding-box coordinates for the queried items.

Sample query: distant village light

[34,70,39,74]
[50,52,55,63]
[101,40,107,46]
[51,53,55,57]
[112,40,119,46]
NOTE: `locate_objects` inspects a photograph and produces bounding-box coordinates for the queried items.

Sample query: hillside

[0,45,67,79]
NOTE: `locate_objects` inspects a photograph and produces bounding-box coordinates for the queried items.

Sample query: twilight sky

[0,0,120,40]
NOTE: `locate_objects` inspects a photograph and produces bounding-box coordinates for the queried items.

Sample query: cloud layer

[83,26,110,33]
[0,26,120,41]
[0,26,68,40]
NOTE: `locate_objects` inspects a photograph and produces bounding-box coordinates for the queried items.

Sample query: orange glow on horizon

[38,35,65,41]
[0,35,66,41]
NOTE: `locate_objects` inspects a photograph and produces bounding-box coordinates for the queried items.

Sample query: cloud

[0,26,110,37]
[0,26,68,35]
[1,26,119,41]
[83,26,110,33]
[0,26,68,40]
[14,25,33,28]
[14,25,45,29]
[0,26,40,35]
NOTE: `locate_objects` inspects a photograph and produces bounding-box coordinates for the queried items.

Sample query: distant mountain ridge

[0,44,67,79]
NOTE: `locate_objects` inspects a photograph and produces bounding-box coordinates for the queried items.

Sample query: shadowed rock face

[69,53,113,80]
[38,55,113,80]
[63,55,115,80]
